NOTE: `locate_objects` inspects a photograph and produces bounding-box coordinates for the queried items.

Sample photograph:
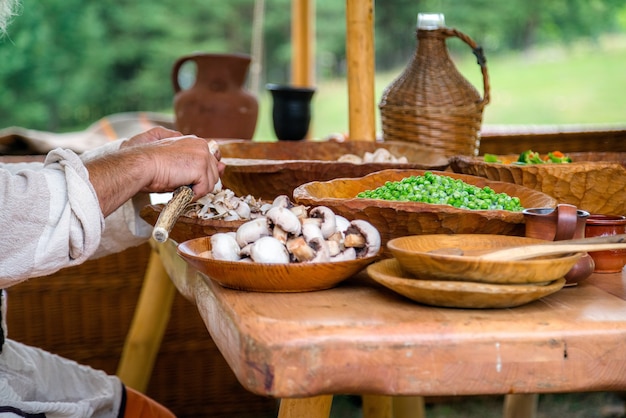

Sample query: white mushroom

[308,237,331,263]
[371,148,393,162]
[289,204,309,220]
[236,217,271,248]
[222,210,242,221]
[326,238,342,257]
[266,206,302,237]
[309,206,337,239]
[337,153,363,163]
[272,195,292,209]
[326,231,345,257]
[331,247,357,262]
[344,219,381,258]
[286,236,316,262]
[249,236,290,264]
[335,215,351,234]
[239,243,253,258]
[232,199,251,219]
[210,233,241,261]
[302,222,324,243]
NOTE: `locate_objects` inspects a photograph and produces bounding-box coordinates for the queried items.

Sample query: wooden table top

[156,240,626,399]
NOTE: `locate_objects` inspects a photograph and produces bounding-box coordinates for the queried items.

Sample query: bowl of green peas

[292,169,558,253]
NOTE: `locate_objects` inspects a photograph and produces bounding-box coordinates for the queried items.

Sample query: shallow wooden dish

[387,234,582,284]
[450,152,626,215]
[177,236,380,292]
[140,204,246,243]
[292,169,558,251]
[367,258,566,309]
[218,139,449,200]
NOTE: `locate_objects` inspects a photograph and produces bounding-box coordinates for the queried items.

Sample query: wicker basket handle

[441,28,491,106]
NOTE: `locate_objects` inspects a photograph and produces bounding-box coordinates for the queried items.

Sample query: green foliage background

[1,0,625,133]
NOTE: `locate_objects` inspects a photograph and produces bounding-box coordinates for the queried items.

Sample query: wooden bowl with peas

[292,169,557,254]
[450,152,626,216]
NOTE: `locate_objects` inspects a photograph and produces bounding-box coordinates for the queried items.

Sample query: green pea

[355,172,525,212]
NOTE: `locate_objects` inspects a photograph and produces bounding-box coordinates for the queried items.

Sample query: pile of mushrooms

[210,195,381,263]
[184,188,270,222]
[337,148,408,164]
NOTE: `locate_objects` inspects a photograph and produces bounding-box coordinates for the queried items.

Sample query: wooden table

[152,239,626,418]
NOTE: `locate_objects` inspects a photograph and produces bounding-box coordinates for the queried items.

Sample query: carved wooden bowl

[218,139,449,200]
[386,234,582,284]
[449,152,626,216]
[292,169,558,252]
[177,236,380,292]
[367,258,566,309]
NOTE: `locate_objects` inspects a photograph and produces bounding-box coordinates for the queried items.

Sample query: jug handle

[441,28,491,108]
[171,55,196,93]
[554,204,578,241]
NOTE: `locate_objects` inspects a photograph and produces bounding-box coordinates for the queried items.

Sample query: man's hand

[86,128,224,217]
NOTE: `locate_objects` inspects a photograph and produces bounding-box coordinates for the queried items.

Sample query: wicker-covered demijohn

[379,18,490,157]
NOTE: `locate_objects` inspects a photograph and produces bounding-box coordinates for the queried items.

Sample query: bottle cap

[417,13,445,29]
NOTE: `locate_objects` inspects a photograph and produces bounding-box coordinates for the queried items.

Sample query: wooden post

[362,395,393,418]
[278,396,333,418]
[346,0,376,141]
[503,394,538,418]
[116,250,176,392]
[291,0,315,87]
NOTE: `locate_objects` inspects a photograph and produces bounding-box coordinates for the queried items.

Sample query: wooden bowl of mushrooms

[292,169,558,255]
[177,200,382,292]
[217,139,449,200]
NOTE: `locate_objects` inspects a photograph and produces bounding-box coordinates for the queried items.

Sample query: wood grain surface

[155,239,626,399]
[450,152,626,215]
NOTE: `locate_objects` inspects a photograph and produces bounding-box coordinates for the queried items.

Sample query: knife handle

[152,185,194,243]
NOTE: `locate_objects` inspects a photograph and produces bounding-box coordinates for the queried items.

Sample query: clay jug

[172,53,258,139]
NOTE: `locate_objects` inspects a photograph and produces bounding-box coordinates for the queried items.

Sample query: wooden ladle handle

[479,234,626,261]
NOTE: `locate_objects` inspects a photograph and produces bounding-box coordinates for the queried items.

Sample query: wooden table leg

[362,395,392,418]
[278,396,333,418]
[393,396,426,418]
[503,394,538,418]
[116,249,176,392]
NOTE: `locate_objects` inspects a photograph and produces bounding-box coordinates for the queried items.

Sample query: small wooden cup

[585,214,626,273]
[523,204,594,284]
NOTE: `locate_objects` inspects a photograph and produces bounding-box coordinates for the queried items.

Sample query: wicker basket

[5,243,277,418]
[379,27,490,157]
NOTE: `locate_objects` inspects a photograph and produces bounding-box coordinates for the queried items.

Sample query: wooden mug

[523,204,589,241]
[523,204,593,284]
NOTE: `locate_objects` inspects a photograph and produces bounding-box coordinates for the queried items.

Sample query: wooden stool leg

[278,396,333,418]
[503,394,538,418]
[393,396,426,418]
[362,395,393,418]
[116,249,176,392]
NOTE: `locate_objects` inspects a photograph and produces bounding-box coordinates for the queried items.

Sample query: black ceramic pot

[266,84,316,141]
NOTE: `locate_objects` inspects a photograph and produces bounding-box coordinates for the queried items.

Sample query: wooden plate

[450,152,626,215]
[367,258,566,309]
[292,169,558,252]
[218,139,449,200]
[177,236,380,292]
[387,234,582,284]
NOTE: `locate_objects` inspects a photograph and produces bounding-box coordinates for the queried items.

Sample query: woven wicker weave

[379,27,490,157]
[6,243,277,417]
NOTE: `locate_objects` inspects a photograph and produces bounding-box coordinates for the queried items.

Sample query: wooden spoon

[431,234,626,261]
